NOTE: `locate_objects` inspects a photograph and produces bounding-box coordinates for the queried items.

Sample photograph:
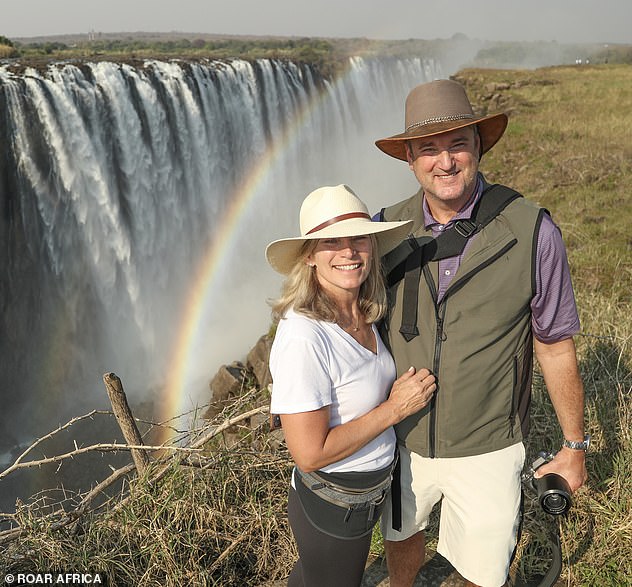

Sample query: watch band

[562,434,591,451]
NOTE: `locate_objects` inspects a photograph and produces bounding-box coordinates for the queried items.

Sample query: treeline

[0,35,18,58]
[2,35,350,76]
[2,33,632,74]
[474,40,632,67]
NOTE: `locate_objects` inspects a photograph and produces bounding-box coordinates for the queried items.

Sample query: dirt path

[259,550,469,586]
[361,552,468,586]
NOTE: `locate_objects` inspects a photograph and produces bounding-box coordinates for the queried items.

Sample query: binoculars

[522,451,572,516]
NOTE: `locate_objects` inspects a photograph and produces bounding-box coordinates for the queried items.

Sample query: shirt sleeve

[531,214,581,343]
[269,318,333,415]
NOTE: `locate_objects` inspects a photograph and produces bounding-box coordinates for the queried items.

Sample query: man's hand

[534,446,587,492]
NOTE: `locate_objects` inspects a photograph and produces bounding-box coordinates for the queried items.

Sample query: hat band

[306,212,371,235]
[405,113,474,133]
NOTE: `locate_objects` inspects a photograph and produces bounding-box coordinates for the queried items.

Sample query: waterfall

[0,55,443,505]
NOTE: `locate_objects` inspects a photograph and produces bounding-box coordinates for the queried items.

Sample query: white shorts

[381,443,525,587]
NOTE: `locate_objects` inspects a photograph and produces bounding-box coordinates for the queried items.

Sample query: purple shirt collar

[422,174,483,230]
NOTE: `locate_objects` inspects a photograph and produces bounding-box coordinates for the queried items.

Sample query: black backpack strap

[382,235,432,285]
[430,183,522,261]
[381,184,523,342]
[400,241,424,341]
[382,184,520,284]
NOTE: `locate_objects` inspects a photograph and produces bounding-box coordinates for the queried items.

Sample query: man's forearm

[534,337,585,440]
[533,337,588,491]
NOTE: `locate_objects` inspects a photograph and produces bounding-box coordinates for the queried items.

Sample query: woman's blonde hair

[270,235,388,325]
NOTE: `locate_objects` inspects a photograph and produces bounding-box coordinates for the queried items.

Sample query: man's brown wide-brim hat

[375,79,508,161]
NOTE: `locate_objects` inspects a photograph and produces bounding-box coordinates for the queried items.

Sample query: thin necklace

[340,314,361,332]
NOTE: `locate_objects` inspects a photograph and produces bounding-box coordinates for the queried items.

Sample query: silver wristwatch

[562,434,591,451]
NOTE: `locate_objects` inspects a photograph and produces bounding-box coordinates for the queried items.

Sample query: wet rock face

[246,334,273,390]
[205,333,273,418]
[209,362,248,403]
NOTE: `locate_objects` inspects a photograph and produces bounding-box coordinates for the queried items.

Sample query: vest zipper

[429,302,448,458]
[442,239,518,299]
[422,238,518,458]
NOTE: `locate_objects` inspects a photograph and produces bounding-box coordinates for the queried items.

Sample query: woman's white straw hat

[265,184,413,275]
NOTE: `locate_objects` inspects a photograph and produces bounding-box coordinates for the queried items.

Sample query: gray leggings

[287,487,372,587]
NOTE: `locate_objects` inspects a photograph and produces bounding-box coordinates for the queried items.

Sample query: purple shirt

[422,176,580,343]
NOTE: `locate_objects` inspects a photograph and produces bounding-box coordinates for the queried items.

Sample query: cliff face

[205,333,273,419]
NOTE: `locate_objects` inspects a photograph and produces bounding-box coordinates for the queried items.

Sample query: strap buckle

[454,219,477,238]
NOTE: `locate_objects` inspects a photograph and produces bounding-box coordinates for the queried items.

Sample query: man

[374,79,588,587]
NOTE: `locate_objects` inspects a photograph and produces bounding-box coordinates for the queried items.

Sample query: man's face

[407,126,481,219]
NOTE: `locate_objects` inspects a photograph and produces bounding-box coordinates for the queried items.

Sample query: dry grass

[459,64,632,586]
[1,402,296,586]
[0,64,630,586]
[460,64,632,303]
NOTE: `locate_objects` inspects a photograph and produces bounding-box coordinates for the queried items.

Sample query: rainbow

[159,63,355,440]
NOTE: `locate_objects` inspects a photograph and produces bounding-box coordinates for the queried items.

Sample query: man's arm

[533,337,588,492]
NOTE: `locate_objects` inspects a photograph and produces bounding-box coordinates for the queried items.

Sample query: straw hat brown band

[307,211,371,235]
[375,79,508,161]
[265,184,412,275]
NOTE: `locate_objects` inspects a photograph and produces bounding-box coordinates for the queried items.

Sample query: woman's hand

[387,366,436,422]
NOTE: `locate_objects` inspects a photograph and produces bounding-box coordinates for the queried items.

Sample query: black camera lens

[532,473,572,515]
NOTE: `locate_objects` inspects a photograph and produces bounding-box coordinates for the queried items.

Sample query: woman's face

[307,235,372,301]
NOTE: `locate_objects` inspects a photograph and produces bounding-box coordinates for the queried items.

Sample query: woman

[266,184,436,587]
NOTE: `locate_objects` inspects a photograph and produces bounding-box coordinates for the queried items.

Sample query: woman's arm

[281,367,436,472]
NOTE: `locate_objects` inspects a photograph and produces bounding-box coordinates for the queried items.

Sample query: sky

[2,0,631,45]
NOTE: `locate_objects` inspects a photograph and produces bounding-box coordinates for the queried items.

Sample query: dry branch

[135,405,271,488]
[190,405,269,449]
[0,462,140,546]
[5,410,109,473]
[103,372,150,474]
[0,443,202,480]
[0,377,274,549]
[73,462,137,515]
[208,533,248,573]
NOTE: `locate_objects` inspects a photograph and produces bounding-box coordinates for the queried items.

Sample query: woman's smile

[333,262,363,271]
[308,236,372,299]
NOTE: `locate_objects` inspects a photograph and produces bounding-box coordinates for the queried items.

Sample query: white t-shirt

[269,309,397,473]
